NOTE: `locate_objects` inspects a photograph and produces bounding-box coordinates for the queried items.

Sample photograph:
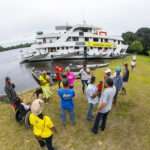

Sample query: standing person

[65,67,76,88]
[97,81,103,98]
[4,77,19,110]
[131,55,136,71]
[86,76,99,121]
[91,78,116,134]
[113,67,123,105]
[131,59,136,71]
[58,79,75,126]
[38,71,51,101]
[29,99,56,150]
[80,64,91,93]
[121,63,130,95]
[55,66,64,88]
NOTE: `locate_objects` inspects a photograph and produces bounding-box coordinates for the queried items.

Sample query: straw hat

[31,99,44,115]
[105,68,112,74]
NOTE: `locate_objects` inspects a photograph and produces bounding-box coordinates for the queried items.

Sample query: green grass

[0,55,150,150]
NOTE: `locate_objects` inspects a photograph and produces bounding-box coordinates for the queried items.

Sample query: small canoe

[76,63,109,69]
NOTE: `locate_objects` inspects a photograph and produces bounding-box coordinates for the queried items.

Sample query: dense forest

[0,43,32,52]
[122,27,150,55]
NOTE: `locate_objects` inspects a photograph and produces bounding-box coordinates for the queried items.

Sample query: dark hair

[5,76,10,81]
[61,73,67,78]
[105,78,113,87]
[62,79,69,87]
[91,76,96,84]
[124,63,128,67]
[83,64,87,68]
[34,88,43,98]
[99,80,103,83]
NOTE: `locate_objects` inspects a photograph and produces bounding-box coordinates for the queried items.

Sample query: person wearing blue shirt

[113,66,123,105]
[58,79,75,126]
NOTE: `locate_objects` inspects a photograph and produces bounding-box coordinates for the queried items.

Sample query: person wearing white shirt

[92,78,116,134]
[80,64,91,93]
[86,76,98,121]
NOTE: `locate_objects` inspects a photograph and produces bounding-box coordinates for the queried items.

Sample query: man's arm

[97,101,107,112]
[97,90,109,112]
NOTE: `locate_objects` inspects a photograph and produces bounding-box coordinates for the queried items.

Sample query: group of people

[4,57,135,150]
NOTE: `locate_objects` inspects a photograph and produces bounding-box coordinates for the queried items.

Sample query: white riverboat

[21,24,128,62]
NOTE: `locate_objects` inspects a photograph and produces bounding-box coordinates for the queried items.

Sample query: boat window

[75,47,79,49]
[66,37,71,41]
[62,47,64,50]
[85,37,89,41]
[103,48,108,52]
[72,37,79,41]
[57,37,60,40]
[104,39,108,42]
[118,40,121,44]
[43,38,46,43]
[93,38,98,42]
[57,47,60,50]
[101,39,103,42]
[114,40,116,42]
[98,48,102,50]
[66,47,69,50]
[79,32,84,36]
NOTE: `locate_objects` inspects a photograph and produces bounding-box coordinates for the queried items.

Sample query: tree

[129,40,144,54]
[135,28,150,54]
[0,46,5,51]
[122,32,137,45]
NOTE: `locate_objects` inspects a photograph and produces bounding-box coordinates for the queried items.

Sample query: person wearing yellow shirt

[38,71,52,101]
[29,99,56,150]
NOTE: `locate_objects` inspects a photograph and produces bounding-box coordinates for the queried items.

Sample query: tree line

[0,43,32,52]
[122,27,150,55]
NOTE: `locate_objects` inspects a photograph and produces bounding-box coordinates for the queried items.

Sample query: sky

[0,0,149,46]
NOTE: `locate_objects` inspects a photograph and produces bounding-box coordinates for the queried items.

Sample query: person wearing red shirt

[55,66,64,88]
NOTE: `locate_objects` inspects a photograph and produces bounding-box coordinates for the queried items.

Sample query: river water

[0,48,107,95]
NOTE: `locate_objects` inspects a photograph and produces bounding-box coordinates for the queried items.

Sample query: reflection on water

[0,48,108,95]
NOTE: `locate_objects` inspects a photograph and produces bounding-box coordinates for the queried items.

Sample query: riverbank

[0,55,150,150]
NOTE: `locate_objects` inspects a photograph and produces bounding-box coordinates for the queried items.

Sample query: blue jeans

[87,103,95,120]
[61,108,75,125]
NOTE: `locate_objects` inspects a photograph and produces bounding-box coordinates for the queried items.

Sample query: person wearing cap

[38,71,51,101]
[121,63,130,95]
[29,99,56,150]
[65,66,76,88]
[91,78,116,134]
[58,79,75,126]
[79,64,91,93]
[113,66,123,105]
[86,76,99,121]
[4,77,19,109]
[104,68,112,81]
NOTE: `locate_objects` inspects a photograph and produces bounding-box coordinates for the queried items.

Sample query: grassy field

[0,55,150,150]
